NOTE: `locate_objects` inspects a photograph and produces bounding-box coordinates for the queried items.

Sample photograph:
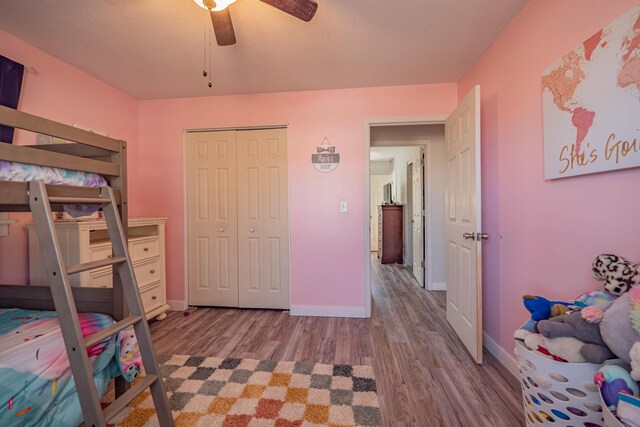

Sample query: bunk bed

[0,105,174,426]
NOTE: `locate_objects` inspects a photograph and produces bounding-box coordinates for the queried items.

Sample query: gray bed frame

[0,104,130,396]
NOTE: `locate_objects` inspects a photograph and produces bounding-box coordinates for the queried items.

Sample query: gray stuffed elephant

[538,311,615,363]
[600,292,640,365]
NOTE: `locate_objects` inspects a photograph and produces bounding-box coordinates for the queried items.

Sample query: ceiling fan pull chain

[202,30,208,77]
[208,29,213,88]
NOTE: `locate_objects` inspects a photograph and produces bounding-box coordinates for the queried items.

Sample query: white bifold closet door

[187,129,289,309]
[187,130,239,307]
[236,129,289,309]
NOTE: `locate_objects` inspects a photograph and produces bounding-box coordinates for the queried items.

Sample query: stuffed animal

[573,289,618,313]
[592,254,640,296]
[523,295,570,321]
[516,329,586,363]
[594,364,639,411]
[600,289,640,365]
[627,287,640,380]
[538,311,615,363]
[631,342,640,381]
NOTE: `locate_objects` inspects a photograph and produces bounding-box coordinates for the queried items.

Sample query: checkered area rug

[107,354,381,427]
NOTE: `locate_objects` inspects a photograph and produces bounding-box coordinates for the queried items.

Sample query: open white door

[445,85,483,363]
[410,156,424,287]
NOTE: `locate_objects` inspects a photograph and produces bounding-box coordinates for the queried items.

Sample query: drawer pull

[143,247,149,252]
[151,295,157,300]
[150,269,155,274]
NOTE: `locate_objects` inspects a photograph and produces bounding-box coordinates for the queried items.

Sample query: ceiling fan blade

[210,8,237,46]
[258,0,318,22]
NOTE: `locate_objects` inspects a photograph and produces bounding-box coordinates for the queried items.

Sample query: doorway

[370,145,424,286]
[364,86,484,363]
[368,130,447,292]
[185,128,290,310]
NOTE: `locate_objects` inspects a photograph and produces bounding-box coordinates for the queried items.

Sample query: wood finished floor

[148,257,523,426]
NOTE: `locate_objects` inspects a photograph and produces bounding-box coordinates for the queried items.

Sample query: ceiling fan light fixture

[193,0,237,12]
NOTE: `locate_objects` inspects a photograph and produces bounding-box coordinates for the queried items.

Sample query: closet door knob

[249,228,255,233]
[218,227,225,232]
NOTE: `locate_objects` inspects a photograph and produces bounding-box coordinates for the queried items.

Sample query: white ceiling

[0,0,527,100]
[370,147,403,161]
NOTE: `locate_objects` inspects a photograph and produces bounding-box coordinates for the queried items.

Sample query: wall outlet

[340,201,348,213]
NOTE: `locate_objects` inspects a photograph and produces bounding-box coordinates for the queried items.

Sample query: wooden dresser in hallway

[148,256,523,426]
[378,205,403,264]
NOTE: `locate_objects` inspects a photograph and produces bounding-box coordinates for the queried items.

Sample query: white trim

[185,124,288,132]
[167,300,188,311]
[369,116,448,127]
[290,305,367,318]
[429,282,447,291]
[364,116,446,318]
[183,130,189,306]
[371,138,430,147]
[483,332,518,378]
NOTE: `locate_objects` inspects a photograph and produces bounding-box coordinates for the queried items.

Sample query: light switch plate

[340,201,348,213]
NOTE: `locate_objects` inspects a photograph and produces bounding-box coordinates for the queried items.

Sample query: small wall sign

[312,137,340,173]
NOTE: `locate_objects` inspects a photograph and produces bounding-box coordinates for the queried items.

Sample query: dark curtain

[0,55,25,144]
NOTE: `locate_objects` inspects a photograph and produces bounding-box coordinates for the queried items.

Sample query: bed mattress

[0,160,108,217]
[0,308,141,427]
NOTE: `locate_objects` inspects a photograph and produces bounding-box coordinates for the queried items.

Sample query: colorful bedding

[0,308,141,427]
[0,160,108,217]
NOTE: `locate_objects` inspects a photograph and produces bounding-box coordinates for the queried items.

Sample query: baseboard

[289,305,367,318]
[429,282,447,291]
[167,300,188,311]
[483,332,518,378]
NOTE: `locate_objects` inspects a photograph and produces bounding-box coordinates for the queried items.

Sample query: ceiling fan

[193,0,319,46]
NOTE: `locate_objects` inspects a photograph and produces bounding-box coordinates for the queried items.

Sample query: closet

[186,128,290,309]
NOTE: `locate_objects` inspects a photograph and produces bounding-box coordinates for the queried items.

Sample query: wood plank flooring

[148,257,523,426]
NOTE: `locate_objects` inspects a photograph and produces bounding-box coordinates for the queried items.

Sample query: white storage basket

[600,391,624,427]
[515,339,606,426]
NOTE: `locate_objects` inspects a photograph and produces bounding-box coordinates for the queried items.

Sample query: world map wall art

[542,4,640,179]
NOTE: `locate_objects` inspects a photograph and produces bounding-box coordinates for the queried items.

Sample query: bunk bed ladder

[29,181,174,427]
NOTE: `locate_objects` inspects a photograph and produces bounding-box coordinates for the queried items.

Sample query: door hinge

[421,260,425,268]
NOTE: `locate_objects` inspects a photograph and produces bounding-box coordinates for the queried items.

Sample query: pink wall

[458,0,640,352]
[0,29,140,284]
[138,85,457,306]
[8,0,634,362]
